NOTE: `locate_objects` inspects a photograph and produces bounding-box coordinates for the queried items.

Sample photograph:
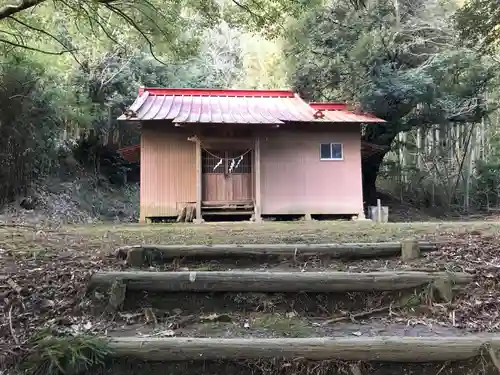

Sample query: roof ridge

[309,102,348,111]
[140,88,295,98]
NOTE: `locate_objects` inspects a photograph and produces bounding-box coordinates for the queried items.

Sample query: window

[320,143,343,160]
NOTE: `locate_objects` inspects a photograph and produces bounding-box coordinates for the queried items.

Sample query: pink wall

[260,126,364,216]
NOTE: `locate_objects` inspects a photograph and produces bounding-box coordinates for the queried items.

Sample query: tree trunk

[362,152,387,206]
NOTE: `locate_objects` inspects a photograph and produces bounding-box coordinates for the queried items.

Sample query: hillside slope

[0,175,139,226]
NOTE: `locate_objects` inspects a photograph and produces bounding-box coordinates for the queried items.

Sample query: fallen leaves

[0,242,114,370]
[0,226,500,372]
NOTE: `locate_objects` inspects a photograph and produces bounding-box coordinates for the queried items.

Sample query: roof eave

[117,116,141,121]
[318,120,386,124]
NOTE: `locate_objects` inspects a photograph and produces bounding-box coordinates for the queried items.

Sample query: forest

[0,0,499,221]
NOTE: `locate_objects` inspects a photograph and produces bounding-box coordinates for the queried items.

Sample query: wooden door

[202,149,253,203]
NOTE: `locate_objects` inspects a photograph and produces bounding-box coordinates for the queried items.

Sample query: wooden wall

[140,125,196,221]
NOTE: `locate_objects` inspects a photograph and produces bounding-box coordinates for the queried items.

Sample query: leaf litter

[0,226,499,371]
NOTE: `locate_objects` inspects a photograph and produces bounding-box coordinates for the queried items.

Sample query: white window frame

[320,142,344,161]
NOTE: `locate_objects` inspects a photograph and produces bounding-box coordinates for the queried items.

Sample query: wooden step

[201,210,253,215]
[202,200,253,207]
[202,201,254,214]
[89,270,472,293]
[88,335,500,362]
[202,205,254,210]
[116,241,438,263]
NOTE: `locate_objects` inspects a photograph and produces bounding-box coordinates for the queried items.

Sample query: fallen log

[89,270,472,293]
[106,336,500,362]
[115,241,438,266]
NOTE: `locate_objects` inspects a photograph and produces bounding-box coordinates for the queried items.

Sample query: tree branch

[0,36,69,54]
[74,1,124,48]
[0,0,44,20]
[231,0,263,22]
[0,28,24,43]
[8,16,76,53]
[0,0,115,20]
[103,3,168,65]
[231,0,286,34]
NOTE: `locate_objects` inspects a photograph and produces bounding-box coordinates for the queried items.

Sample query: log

[115,241,438,265]
[89,270,472,293]
[106,336,500,362]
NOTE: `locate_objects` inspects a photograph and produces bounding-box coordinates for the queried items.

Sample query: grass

[19,330,111,375]
[0,220,498,258]
[65,220,500,244]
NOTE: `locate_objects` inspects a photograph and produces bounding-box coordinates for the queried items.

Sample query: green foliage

[0,53,63,203]
[455,0,500,53]
[19,329,111,375]
[0,0,312,57]
[0,0,220,57]
[223,0,322,38]
[286,0,493,130]
[48,19,251,141]
[284,0,495,203]
[473,159,500,208]
[72,135,130,185]
[470,128,500,208]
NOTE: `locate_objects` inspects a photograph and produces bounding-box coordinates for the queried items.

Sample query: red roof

[361,141,388,157]
[119,88,315,124]
[309,102,386,123]
[118,88,385,124]
[117,144,140,162]
[309,103,348,111]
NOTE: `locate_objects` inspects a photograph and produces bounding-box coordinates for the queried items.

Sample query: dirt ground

[102,358,497,375]
[1,220,500,374]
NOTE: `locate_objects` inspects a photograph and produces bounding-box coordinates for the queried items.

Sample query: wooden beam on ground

[106,336,500,362]
[90,270,472,293]
[116,241,438,266]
